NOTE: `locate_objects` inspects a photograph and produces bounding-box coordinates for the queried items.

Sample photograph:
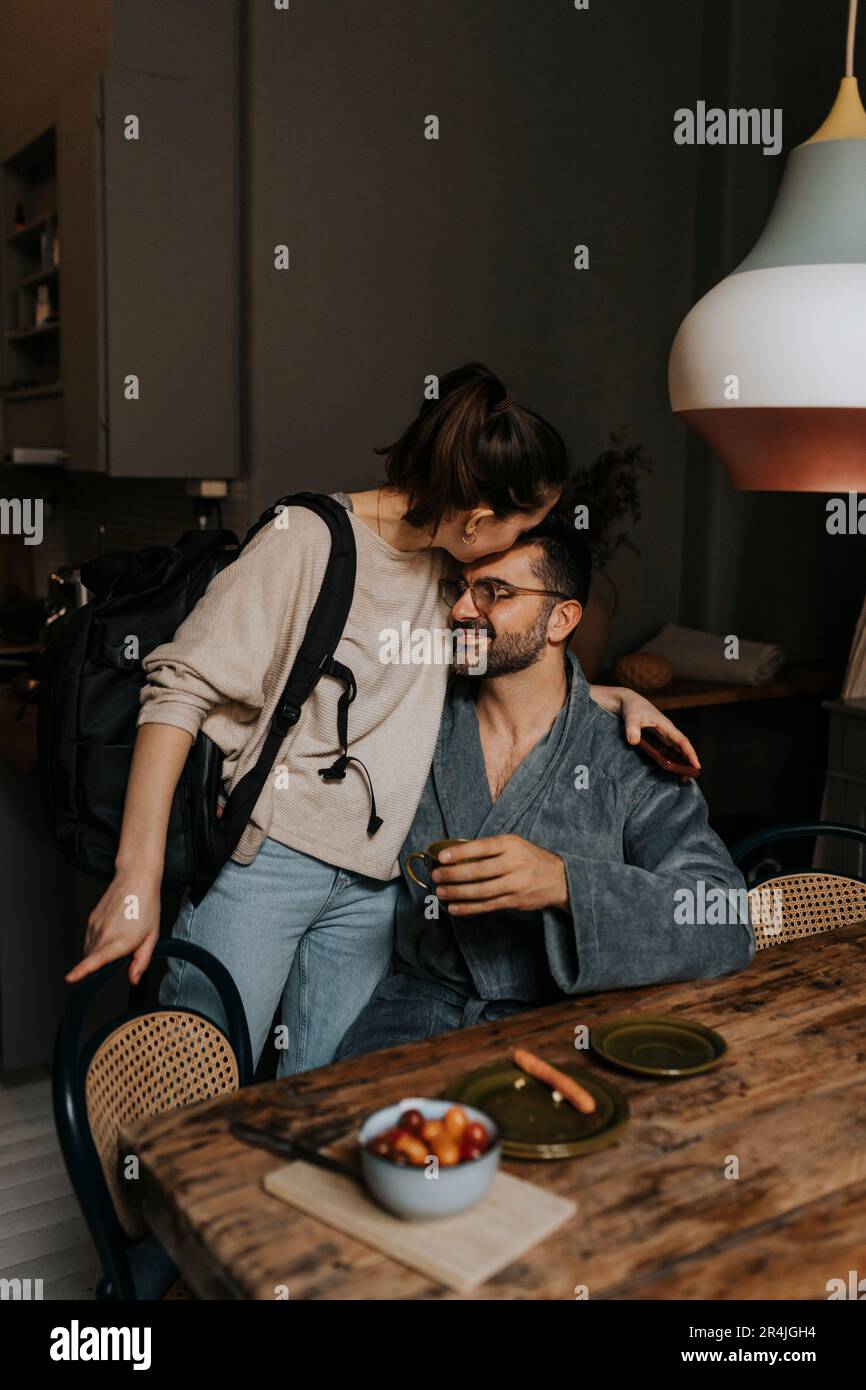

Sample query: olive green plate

[444,1060,629,1160]
[589,1014,727,1077]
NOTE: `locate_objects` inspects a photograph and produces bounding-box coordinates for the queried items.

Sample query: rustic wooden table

[121,922,866,1300]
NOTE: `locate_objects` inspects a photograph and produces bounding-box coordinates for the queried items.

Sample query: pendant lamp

[668,0,866,490]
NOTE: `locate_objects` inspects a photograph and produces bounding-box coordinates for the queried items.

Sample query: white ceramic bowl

[359,1096,501,1220]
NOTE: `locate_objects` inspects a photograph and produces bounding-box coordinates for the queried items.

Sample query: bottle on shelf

[35,285,52,327]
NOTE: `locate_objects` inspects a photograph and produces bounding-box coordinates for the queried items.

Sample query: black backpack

[35,492,370,906]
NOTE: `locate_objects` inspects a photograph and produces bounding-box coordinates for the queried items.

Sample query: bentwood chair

[53,939,253,1300]
[731,821,866,951]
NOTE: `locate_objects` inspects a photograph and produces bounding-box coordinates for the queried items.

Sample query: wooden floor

[0,1066,99,1300]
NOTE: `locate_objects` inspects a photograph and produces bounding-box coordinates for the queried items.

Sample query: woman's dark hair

[375,362,570,531]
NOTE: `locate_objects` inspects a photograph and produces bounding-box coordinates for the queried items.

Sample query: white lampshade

[669,76,866,490]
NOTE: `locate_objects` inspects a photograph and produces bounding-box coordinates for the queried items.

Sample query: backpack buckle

[272,702,301,736]
[319,754,349,782]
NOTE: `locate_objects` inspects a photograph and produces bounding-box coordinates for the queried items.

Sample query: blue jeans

[159,838,399,1076]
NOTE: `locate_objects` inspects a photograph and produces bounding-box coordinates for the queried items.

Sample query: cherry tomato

[460,1140,485,1162]
[368,1135,392,1159]
[444,1106,468,1140]
[464,1121,488,1150]
[421,1119,445,1144]
[394,1132,427,1166]
[431,1135,461,1167]
[399,1108,425,1136]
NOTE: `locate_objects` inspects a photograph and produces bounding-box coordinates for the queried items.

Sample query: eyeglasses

[439,576,571,614]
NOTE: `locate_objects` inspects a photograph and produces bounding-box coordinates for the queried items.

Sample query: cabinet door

[57,75,107,471]
[100,69,239,478]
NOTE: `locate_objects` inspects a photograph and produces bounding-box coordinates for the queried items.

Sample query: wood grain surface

[119,922,866,1300]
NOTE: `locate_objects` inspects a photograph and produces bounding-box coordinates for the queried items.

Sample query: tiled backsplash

[0,468,251,598]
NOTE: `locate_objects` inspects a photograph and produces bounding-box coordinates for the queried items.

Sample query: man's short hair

[515,507,592,608]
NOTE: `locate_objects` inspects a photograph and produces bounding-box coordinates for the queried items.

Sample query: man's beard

[452,607,550,677]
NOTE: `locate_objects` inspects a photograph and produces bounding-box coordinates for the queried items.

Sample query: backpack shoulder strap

[208,492,357,873]
[267,493,356,736]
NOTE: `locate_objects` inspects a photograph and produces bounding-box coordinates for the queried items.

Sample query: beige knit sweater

[137,496,451,880]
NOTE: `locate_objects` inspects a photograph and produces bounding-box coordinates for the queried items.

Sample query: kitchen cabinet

[57,65,240,477]
[2,1,239,477]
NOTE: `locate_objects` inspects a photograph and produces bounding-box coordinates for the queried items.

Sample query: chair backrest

[85,1009,241,1239]
[748,871,866,950]
[53,938,253,1299]
[732,821,866,951]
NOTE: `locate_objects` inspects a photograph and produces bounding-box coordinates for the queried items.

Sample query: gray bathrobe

[336,653,755,1056]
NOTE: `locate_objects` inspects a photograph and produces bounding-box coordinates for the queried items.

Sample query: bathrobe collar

[432,652,591,841]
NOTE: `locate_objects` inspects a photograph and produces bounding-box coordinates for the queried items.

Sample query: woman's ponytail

[375,362,569,531]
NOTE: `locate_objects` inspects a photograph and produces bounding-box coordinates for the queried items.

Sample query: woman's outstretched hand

[64,723,194,987]
[66,870,161,986]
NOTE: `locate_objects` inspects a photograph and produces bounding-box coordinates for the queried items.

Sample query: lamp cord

[846,0,858,76]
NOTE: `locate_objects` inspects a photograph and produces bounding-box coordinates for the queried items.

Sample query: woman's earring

[461,530,478,546]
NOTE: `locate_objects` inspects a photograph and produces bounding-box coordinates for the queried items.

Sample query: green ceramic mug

[404,838,470,890]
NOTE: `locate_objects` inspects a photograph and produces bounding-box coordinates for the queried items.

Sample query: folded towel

[640,623,785,686]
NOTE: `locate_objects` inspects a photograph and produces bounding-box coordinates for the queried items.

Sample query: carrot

[511,1046,596,1115]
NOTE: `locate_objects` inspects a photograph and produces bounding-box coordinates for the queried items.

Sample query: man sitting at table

[335,510,755,1058]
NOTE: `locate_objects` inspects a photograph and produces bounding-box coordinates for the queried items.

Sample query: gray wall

[246,0,703,658]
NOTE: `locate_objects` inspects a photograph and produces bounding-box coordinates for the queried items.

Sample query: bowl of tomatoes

[359,1097,500,1220]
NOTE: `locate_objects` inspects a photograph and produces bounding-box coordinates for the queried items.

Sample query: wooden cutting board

[263,1161,577,1294]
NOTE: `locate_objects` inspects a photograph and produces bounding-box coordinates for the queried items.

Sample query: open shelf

[4,210,56,245]
[5,322,59,341]
[16,266,58,290]
[0,380,62,400]
[1,126,62,453]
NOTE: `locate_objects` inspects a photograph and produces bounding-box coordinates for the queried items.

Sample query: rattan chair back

[85,1010,239,1238]
[748,872,866,950]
